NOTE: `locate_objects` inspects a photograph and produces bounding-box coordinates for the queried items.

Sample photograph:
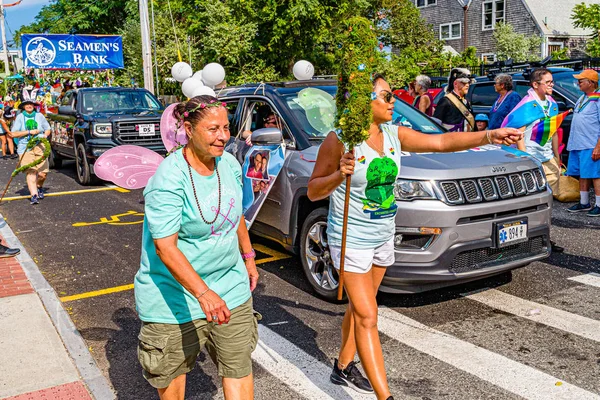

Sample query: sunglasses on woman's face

[372,90,394,104]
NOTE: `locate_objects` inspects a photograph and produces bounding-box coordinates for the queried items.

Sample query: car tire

[75,142,92,185]
[299,207,346,302]
[48,147,63,169]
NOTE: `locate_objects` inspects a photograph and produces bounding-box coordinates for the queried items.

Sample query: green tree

[572,3,600,57]
[493,23,542,62]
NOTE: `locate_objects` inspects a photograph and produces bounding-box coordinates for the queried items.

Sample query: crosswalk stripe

[568,273,600,288]
[464,289,600,342]
[378,307,599,400]
[253,325,373,400]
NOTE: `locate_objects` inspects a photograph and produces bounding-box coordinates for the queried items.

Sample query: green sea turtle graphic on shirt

[362,156,398,219]
[25,117,38,131]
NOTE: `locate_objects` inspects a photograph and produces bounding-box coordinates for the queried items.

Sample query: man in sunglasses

[433,68,475,132]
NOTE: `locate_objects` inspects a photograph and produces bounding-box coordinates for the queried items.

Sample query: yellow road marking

[60,244,291,303]
[73,210,145,227]
[1,186,129,202]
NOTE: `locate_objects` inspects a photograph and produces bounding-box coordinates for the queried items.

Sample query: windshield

[553,73,581,102]
[82,91,162,113]
[283,87,443,138]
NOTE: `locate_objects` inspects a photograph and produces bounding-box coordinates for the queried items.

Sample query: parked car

[47,87,165,185]
[219,80,552,301]
[393,76,447,107]
[432,67,580,164]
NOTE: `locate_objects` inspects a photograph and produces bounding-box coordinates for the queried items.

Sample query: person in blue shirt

[566,69,600,216]
[134,95,260,398]
[488,74,522,130]
[9,100,51,205]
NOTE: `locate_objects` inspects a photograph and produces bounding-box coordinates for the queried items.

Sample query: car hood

[300,144,540,181]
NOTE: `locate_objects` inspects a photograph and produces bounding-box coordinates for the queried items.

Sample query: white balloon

[192,70,204,82]
[293,60,314,80]
[171,62,193,82]
[181,78,204,98]
[202,63,226,86]
[191,86,217,98]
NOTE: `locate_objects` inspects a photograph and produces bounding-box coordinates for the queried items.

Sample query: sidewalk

[0,214,114,400]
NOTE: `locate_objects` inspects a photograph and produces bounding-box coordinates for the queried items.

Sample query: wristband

[485,130,492,144]
[195,288,210,299]
[241,249,256,261]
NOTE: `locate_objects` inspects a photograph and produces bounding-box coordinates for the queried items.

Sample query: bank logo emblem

[25,37,56,67]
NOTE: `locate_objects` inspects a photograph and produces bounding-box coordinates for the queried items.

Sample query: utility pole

[0,1,11,76]
[456,0,473,52]
[139,0,154,93]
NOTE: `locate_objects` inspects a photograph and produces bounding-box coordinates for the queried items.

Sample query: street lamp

[456,0,473,52]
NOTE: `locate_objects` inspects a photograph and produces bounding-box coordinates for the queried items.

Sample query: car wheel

[48,147,63,169]
[300,207,346,302]
[75,142,92,185]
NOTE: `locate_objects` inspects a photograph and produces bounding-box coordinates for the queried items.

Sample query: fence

[421,58,600,79]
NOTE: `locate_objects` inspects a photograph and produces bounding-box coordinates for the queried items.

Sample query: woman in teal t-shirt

[308,75,521,400]
[134,96,259,398]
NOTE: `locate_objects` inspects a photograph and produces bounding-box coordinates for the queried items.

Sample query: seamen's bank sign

[22,34,124,70]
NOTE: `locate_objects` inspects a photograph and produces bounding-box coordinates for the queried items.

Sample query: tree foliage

[572,3,600,57]
[493,23,542,62]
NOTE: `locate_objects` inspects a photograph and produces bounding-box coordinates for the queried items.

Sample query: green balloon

[297,88,337,135]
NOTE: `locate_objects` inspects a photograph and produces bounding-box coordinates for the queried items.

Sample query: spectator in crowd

[474,114,489,132]
[134,95,259,399]
[488,74,522,129]
[566,69,600,216]
[407,81,416,98]
[506,68,564,252]
[413,75,434,116]
[0,107,16,159]
[433,68,475,131]
[9,100,52,205]
[4,97,16,123]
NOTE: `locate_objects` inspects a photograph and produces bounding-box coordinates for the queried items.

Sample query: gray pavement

[1,158,600,399]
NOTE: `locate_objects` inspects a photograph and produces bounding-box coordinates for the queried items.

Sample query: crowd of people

[407,67,600,219]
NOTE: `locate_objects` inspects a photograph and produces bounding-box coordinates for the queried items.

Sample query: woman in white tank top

[307,75,522,400]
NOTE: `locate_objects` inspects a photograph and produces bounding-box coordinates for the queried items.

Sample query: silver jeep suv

[220,79,552,301]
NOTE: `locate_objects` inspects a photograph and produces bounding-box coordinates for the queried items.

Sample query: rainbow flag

[588,92,600,102]
[529,110,571,146]
[502,88,558,129]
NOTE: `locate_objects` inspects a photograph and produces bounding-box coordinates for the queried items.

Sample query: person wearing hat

[8,99,51,205]
[0,104,16,160]
[433,68,475,132]
[474,113,489,132]
[566,69,600,216]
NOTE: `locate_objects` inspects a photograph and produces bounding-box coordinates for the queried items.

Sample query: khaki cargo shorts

[137,297,260,389]
[19,144,49,174]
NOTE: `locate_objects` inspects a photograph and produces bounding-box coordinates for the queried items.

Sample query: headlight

[394,179,437,201]
[93,123,112,137]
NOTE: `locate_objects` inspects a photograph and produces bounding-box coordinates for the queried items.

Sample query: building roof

[523,0,600,37]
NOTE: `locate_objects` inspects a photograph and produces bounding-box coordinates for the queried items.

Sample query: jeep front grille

[438,169,546,205]
[115,121,163,146]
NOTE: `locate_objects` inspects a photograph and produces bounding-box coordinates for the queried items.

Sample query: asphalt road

[1,158,600,400]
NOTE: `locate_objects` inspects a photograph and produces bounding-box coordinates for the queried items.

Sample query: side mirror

[251,128,283,145]
[58,105,76,116]
[556,101,568,112]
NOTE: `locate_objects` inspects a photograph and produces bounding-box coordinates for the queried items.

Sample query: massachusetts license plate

[497,220,528,247]
[138,124,155,136]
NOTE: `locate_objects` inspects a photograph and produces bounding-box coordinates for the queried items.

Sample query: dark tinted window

[471,83,498,106]
[514,82,530,98]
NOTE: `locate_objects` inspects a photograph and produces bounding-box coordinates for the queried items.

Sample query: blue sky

[4,0,51,47]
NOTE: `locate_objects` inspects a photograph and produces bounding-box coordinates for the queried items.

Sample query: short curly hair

[415,75,431,91]
[495,74,513,91]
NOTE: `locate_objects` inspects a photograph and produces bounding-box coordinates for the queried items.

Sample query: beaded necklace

[183,146,221,225]
[492,90,512,112]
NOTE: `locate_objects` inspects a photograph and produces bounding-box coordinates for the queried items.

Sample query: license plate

[138,124,155,136]
[497,219,528,247]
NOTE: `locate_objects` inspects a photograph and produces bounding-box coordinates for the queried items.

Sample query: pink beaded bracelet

[241,249,256,261]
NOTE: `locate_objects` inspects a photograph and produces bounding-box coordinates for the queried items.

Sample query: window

[471,83,498,107]
[415,0,436,7]
[548,41,564,54]
[481,53,497,63]
[440,22,461,40]
[482,0,505,30]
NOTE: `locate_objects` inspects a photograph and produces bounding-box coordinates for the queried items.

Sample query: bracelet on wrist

[241,249,256,261]
[485,130,492,144]
[195,288,210,299]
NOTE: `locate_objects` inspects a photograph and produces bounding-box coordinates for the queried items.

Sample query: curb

[0,215,115,400]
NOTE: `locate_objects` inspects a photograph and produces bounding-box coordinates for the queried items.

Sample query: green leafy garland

[12,136,51,177]
[335,17,378,150]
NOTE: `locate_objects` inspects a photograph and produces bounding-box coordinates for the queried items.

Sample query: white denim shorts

[329,238,395,274]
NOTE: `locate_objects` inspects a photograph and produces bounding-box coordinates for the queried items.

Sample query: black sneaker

[10,153,18,159]
[330,358,373,394]
[0,243,20,258]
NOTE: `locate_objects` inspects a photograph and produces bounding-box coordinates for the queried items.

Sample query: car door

[51,91,77,158]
